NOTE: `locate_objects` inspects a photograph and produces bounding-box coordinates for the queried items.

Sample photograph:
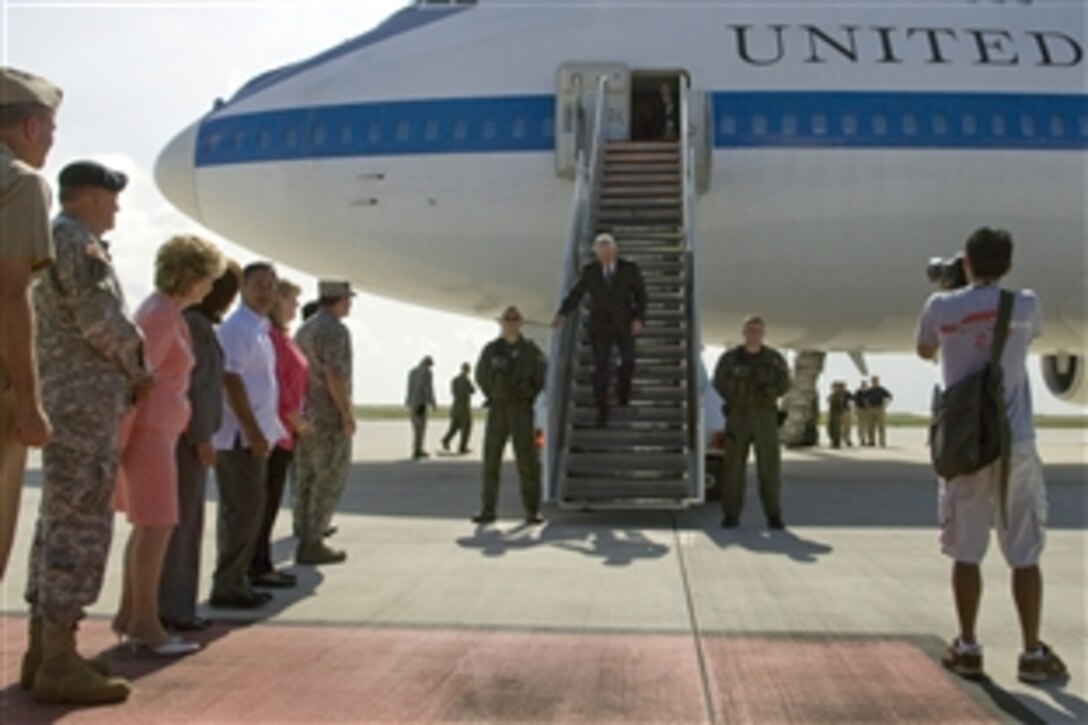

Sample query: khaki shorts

[938,441,1048,568]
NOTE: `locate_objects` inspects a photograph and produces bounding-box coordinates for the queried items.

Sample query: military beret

[318,279,354,299]
[58,161,128,192]
[0,67,62,110]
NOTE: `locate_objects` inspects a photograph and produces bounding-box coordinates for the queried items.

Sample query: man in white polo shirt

[210,262,286,609]
[916,227,1067,684]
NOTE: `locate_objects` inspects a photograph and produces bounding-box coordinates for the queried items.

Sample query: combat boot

[296,541,347,565]
[20,617,111,690]
[32,621,130,705]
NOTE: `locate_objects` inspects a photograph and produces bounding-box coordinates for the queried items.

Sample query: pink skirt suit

[115,292,195,527]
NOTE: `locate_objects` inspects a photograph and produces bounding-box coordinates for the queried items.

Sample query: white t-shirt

[916,284,1042,443]
[212,303,286,450]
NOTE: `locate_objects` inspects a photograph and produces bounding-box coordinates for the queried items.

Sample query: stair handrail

[546,74,610,500]
[680,79,707,502]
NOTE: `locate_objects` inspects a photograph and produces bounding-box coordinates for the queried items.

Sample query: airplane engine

[1041,354,1087,407]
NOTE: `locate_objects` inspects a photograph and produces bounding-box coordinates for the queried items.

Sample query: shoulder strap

[989,290,1015,367]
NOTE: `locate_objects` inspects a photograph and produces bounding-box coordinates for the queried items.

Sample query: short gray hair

[593,233,616,248]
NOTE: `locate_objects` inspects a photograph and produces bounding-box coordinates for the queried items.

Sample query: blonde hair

[269,279,302,330]
[155,235,225,296]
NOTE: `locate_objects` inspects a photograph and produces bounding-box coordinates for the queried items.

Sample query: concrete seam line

[671,512,717,725]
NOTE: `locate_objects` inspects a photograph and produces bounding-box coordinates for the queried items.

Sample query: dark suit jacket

[558,258,647,331]
[182,308,225,446]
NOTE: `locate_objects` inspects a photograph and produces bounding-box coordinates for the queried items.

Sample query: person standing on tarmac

[442,362,475,455]
[826,381,849,449]
[713,315,792,530]
[406,356,436,459]
[854,380,872,446]
[472,306,547,525]
[0,67,62,581]
[24,160,146,705]
[865,375,894,447]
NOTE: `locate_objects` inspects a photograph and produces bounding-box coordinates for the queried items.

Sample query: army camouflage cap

[318,279,354,298]
[58,160,128,193]
[0,67,62,110]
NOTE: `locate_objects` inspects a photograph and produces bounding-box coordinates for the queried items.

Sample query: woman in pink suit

[113,235,223,656]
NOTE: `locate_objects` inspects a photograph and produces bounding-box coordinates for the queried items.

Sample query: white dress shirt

[212,303,286,450]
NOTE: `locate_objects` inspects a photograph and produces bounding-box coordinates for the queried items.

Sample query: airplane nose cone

[154,121,202,222]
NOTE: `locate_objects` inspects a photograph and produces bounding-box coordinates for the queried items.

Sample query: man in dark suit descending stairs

[553,233,647,427]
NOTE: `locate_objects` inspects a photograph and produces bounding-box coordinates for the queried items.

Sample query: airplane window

[424,120,439,142]
[781,114,798,136]
[1048,115,1065,138]
[719,115,737,135]
[1020,114,1036,138]
[872,114,888,136]
[340,124,353,145]
[541,117,554,139]
[931,114,948,136]
[751,114,768,135]
[396,121,411,142]
[991,115,1006,136]
[312,125,326,147]
[512,117,527,139]
[841,114,858,136]
[962,114,978,136]
[260,130,273,150]
[811,113,827,136]
[453,120,468,141]
[482,119,497,139]
[1079,116,1088,137]
[902,114,919,136]
[206,133,222,152]
[233,132,245,150]
[285,128,298,148]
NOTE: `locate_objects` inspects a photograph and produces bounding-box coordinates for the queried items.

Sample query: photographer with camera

[916,227,1067,684]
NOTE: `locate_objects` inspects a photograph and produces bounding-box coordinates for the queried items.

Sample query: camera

[926,254,967,290]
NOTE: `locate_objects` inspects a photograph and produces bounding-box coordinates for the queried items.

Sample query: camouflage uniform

[476,336,547,518]
[293,308,352,547]
[713,345,791,522]
[25,213,145,627]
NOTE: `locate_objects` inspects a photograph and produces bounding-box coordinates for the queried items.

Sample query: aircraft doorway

[630,71,686,142]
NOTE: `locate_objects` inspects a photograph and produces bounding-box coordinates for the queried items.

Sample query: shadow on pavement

[456,521,670,566]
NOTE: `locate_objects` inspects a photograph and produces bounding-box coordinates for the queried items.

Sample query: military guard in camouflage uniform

[826,381,850,449]
[441,362,475,454]
[713,315,791,530]
[472,306,547,525]
[293,280,355,565]
[23,161,148,705]
[0,67,61,581]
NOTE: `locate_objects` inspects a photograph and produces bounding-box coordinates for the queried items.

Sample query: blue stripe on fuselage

[194,91,1088,167]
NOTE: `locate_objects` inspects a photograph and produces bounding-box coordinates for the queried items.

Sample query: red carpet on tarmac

[0,616,993,723]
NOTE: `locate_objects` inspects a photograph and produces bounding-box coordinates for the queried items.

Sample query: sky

[2,0,1081,414]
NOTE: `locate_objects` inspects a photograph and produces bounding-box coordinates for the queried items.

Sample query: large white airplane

[155,0,1087,407]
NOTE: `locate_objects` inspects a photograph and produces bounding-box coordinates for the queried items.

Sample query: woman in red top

[113,235,223,655]
[250,279,310,587]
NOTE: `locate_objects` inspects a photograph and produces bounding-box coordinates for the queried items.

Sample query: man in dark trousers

[442,362,475,454]
[553,233,647,427]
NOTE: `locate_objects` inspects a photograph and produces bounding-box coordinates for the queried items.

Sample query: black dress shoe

[767,515,786,530]
[250,570,297,589]
[162,616,211,633]
[524,513,544,525]
[471,512,496,525]
[721,515,739,529]
[209,592,269,610]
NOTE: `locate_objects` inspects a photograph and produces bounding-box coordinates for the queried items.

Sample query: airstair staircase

[546,78,704,508]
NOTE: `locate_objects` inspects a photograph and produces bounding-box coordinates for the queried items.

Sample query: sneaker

[942,638,984,678]
[1018,643,1069,684]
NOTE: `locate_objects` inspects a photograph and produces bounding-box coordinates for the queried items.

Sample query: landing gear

[780,350,826,448]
